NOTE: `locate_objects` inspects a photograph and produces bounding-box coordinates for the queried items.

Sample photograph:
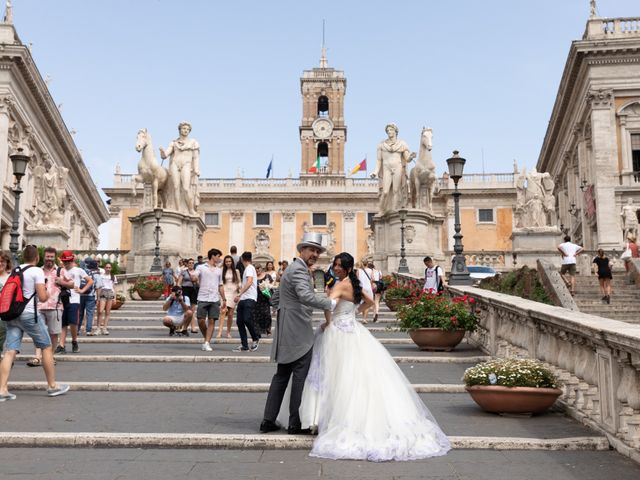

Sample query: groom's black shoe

[260,420,281,433]
[287,426,313,435]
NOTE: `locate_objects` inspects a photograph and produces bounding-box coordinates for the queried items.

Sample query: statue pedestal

[372,209,445,274]
[511,227,563,269]
[128,210,205,273]
[25,228,70,251]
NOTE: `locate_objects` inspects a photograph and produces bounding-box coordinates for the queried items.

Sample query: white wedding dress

[278,299,451,462]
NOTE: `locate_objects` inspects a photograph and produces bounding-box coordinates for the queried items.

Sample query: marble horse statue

[132,128,169,209]
[409,127,437,211]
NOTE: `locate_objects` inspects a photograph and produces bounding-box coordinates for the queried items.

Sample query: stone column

[446,204,455,251]
[229,210,245,252]
[342,210,357,255]
[588,89,621,248]
[0,96,11,217]
[281,211,296,261]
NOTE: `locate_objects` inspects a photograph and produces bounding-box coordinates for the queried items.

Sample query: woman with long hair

[177,258,199,333]
[592,249,612,303]
[265,261,277,281]
[0,251,11,356]
[96,263,117,335]
[217,255,239,339]
[253,264,274,335]
[278,252,450,461]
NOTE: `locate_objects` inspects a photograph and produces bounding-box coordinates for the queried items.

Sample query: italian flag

[350,158,367,176]
[308,155,321,173]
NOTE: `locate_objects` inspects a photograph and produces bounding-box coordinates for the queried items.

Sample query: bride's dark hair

[333,252,362,304]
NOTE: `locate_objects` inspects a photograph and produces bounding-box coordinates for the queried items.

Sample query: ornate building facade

[0,16,108,250]
[538,14,640,249]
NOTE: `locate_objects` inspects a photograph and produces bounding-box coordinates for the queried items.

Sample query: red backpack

[0,265,35,321]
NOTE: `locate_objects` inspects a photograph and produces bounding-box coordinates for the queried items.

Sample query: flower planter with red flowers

[384,280,422,312]
[397,292,478,351]
[132,275,164,301]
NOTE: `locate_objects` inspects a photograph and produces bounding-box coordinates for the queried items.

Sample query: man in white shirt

[57,250,93,354]
[233,251,260,352]
[423,256,445,293]
[0,245,69,401]
[191,248,226,352]
[558,235,583,295]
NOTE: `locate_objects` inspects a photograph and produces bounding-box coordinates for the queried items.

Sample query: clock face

[312,118,333,139]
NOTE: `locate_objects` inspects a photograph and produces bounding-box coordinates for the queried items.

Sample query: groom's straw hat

[296,232,326,254]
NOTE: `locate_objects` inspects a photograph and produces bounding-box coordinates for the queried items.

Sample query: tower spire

[319,19,328,68]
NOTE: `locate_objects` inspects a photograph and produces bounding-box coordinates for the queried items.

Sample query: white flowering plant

[258,278,275,298]
[463,358,559,388]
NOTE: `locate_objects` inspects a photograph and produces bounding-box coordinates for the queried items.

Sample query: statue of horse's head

[421,127,433,151]
[135,128,150,152]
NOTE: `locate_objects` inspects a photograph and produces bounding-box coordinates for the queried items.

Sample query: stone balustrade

[437,173,515,190]
[394,272,640,461]
[445,250,513,272]
[585,17,640,40]
[75,249,130,272]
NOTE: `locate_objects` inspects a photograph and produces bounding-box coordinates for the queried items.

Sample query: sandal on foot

[26,358,42,367]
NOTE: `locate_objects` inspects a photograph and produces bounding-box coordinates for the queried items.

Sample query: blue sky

[13,0,640,185]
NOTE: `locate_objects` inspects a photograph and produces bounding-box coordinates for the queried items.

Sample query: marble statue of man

[372,123,415,214]
[621,198,639,240]
[159,122,200,215]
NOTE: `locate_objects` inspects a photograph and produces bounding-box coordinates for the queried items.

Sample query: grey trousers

[263,348,313,429]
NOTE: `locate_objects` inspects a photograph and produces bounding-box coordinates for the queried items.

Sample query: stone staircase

[2,299,640,479]
[573,274,640,323]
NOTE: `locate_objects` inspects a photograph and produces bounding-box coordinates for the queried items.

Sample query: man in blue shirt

[162,286,193,336]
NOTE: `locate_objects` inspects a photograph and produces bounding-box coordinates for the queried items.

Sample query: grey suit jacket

[270,258,332,364]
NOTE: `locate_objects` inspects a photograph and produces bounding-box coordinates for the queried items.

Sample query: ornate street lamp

[397,208,410,274]
[9,148,30,266]
[446,150,472,286]
[150,207,163,273]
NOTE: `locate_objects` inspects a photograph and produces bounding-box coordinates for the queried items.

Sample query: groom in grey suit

[261,232,335,434]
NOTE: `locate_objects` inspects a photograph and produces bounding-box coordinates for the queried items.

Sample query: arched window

[317,95,329,117]
[317,141,329,171]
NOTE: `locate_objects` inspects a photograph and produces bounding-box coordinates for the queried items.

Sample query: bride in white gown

[278,252,450,462]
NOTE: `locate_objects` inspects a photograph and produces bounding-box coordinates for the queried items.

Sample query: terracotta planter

[408,328,466,351]
[136,289,162,301]
[385,297,411,312]
[466,385,562,414]
[111,299,124,310]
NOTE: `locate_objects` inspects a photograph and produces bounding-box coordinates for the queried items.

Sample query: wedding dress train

[278,299,450,462]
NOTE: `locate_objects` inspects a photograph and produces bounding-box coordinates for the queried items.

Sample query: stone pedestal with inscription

[372,209,445,274]
[128,210,205,273]
[511,227,563,269]
[25,228,70,251]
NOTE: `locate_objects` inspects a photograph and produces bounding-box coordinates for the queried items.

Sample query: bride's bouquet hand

[320,322,329,332]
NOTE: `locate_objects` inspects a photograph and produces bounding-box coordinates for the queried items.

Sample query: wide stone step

[0,391,600,441]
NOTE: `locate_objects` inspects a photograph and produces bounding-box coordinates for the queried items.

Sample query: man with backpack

[0,245,69,400]
[423,256,445,294]
[56,250,93,354]
[80,259,101,336]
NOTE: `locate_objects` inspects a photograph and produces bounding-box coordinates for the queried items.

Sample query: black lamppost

[398,208,410,273]
[446,150,472,285]
[8,148,30,266]
[150,207,163,273]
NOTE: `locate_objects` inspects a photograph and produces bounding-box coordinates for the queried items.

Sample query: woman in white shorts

[96,264,118,335]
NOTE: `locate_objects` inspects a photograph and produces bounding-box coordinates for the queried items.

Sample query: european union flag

[266,157,273,178]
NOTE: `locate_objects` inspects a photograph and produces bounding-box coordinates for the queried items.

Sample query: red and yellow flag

[350,158,367,176]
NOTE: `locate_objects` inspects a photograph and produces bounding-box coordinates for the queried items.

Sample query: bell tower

[299,47,347,175]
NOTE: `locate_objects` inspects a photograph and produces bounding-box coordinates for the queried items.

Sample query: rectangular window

[367,212,376,225]
[632,134,640,174]
[478,208,494,223]
[312,212,327,226]
[204,213,219,226]
[255,212,270,226]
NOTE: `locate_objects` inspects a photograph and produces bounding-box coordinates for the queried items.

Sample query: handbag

[621,243,632,260]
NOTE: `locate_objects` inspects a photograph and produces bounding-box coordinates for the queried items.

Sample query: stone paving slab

[0,447,639,480]
[7,360,475,385]
[0,391,598,439]
[76,329,410,339]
